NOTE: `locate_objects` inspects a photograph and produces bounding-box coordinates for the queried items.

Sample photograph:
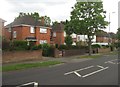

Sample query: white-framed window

[13,31,17,38]
[40,28,47,33]
[8,27,11,32]
[30,26,35,33]
[39,40,47,44]
[53,32,56,37]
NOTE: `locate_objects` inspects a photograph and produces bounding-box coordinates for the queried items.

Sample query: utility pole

[108,12,115,46]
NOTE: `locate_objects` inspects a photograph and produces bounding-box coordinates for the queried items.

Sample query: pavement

[2,52,119,86]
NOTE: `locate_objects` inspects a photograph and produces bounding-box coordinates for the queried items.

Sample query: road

[2,54,119,86]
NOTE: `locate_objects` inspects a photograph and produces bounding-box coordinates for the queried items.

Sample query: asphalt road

[2,54,119,86]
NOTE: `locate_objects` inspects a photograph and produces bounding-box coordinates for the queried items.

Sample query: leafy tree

[52,21,59,26]
[66,1,108,55]
[117,28,120,48]
[65,35,73,47]
[64,20,74,35]
[43,15,51,26]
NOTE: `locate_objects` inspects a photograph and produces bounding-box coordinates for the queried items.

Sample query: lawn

[2,61,63,72]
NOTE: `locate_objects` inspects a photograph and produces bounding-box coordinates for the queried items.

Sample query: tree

[66,1,108,55]
[52,21,59,26]
[43,15,51,26]
[65,35,73,47]
[116,28,120,48]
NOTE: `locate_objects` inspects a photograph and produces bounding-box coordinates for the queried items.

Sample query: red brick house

[4,15,51,45]
[51,23,65,46]
[51,22,78,46]
[96,31,117,44]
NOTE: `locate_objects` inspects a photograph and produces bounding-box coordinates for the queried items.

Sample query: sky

[0,0,119,33]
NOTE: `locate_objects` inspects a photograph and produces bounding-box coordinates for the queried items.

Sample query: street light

[108,12,115,45]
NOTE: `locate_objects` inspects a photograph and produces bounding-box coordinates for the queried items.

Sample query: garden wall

[98,48,111,53]
[54,49,86,58]
[2,50,42,63]
[63,49,86,57]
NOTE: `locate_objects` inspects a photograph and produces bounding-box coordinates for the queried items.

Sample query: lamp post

[108,12,115,46]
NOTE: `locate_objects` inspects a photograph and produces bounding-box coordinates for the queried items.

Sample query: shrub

[42,43,50,56]
[13,40,28,50]
[92,44,101,49]
[58,45,68,50]
[102,45,109,48]
[2,40,10,50]
[37,44,42,49]
[65,35,73,47]
[55,44,58,48]
[31,45,38,50]
[71,45,79,49]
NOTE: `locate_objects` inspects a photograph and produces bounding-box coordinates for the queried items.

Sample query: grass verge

[2,61,62,72]
[79,54,102,59]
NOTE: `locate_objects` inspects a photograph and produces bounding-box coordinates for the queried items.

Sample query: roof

[52,23,64,32]
[0,18,6,22]
[96,30,109,37]
[5,15,50,28]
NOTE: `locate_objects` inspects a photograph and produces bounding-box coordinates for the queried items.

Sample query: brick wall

[2,50,42,63]
[96,36,109,43]
[98,48,110,53]
[53,49,86,58]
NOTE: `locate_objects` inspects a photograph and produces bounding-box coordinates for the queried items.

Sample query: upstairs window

[30,26,35,33]
[8,27,11,32]
[40,28,47,33]
[53,32,56,37]
[13,31,17,38]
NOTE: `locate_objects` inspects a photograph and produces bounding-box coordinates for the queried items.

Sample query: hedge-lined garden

[2,40,55,57]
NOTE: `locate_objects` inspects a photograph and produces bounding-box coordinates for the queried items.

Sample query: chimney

[41,16,45,26]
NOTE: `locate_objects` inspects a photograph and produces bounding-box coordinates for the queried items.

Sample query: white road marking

[74,71,82,77]
[64,65,94,75]
[97,65,104,69]
[16,82,38,87]
[105,59,118,64]
[82,67,109,78]
[117,62,120,64]
[105,61,116,64]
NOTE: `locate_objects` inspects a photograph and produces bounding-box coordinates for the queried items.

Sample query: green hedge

[31,44,42,50]
[92,44,101,49]
[42,43,54,57]
[12,40,28,50]
[58,45,88,50]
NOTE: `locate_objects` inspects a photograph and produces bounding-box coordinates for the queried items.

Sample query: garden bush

[92,44,101,49]
[2,40,10,50]
[13,40,28,50]
[42,43,54,57]
[31,45,39,50]
[58,45,68,50]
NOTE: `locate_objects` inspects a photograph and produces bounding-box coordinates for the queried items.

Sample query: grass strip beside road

[79,54,102,59]
[2,61,63,72]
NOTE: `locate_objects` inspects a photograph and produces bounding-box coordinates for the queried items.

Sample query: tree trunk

[88,35,92,56]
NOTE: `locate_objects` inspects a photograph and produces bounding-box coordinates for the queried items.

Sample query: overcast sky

[0,0,119,33]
